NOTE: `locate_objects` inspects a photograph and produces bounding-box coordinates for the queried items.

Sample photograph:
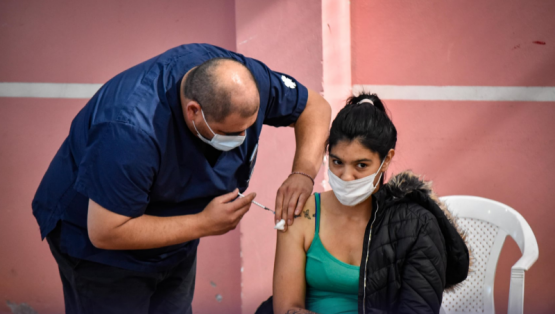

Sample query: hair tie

[357,99,374,105]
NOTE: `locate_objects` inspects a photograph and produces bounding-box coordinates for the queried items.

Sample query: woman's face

[329,139,393,184]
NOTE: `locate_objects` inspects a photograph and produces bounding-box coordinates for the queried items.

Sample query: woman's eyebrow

[355,158,372,163]
[330,154,373,163]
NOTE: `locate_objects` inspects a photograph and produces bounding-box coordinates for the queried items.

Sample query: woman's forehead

[330,140,379,160]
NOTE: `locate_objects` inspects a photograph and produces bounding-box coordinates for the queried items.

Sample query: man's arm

[88,189,255,250]
[275,89,331,231]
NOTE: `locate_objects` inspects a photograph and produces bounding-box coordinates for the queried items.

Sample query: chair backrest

[438,195,538,314]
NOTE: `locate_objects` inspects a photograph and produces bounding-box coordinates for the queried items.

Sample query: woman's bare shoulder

[318,190,336,205]
[296,193,317,221]
[277,194,317,251]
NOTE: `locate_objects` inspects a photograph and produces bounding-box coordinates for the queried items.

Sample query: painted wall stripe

[0,82,102,99]
[2,82,555,102]
[353,85,555,102]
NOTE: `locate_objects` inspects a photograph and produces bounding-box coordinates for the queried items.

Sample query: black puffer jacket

[358,171,470,314]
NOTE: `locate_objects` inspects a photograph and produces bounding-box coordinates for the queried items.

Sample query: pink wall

[352,1,555,313]
[0,1,240,313]
[0,0,237,83]
[234,1,324,313]
[4,1,548,313]
[0,99,83,314]
[352,0,555,87]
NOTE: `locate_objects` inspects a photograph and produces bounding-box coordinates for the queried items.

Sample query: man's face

[180,66,260,140]
[194,108,259,140]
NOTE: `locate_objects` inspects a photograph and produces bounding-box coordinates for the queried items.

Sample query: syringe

[238,192,275,214]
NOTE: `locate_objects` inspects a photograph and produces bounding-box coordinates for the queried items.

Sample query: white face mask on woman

[192,110,246,151]
[328,158,386,206]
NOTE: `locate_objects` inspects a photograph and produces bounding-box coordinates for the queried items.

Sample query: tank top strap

[314,193,321,235]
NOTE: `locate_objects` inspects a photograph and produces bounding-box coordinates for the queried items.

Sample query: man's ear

[185,101,201,121]
[382,149,396,173]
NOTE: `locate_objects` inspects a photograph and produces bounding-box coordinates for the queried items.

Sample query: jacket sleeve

[395,214,447,314]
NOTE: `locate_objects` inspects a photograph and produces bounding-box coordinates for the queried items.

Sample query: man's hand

[87,189,255,250]
[275,174,313,232]
[274,89,331,232]
[198,188,256,236]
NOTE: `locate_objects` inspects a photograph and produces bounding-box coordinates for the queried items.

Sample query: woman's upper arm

[273,209,311,313]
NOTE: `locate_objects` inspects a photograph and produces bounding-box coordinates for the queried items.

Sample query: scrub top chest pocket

[248,143,258,182]
[237,143,258,190]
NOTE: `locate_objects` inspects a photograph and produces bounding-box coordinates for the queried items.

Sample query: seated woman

[272,93,470,314]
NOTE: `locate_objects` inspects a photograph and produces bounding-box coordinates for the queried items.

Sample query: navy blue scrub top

[32,43,308,272]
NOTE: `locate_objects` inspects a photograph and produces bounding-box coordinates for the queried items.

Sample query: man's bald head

[183,58,260,122]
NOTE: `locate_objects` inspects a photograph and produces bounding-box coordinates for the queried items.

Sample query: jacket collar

[373,171,471,290]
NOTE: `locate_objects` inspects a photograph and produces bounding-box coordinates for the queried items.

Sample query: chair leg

[507,269,525,314]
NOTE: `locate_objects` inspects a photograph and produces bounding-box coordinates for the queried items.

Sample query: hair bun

[348,92,386,114]
[357,99,374,105]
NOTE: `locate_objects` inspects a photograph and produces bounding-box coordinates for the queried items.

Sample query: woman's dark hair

[328,92,397,161]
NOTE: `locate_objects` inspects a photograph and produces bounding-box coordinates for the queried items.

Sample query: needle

[238,192,275,214]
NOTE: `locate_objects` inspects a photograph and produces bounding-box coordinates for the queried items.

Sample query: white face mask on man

[328,158,386,206]
[192,109,246,151]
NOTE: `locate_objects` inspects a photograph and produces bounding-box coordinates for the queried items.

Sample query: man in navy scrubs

[32,43,331,313]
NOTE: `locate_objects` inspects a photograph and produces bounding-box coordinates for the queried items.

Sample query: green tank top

[305,193,359,314]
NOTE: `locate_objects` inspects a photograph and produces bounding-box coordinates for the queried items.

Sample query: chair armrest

[507,269,525,314]
[508,229,538,314]
[511,248,538,271]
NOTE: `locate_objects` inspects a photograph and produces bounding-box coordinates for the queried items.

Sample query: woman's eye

[332,159,342,165]
[358,163,367,168]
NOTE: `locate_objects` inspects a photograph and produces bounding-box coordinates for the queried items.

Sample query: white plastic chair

[438,196,539,314]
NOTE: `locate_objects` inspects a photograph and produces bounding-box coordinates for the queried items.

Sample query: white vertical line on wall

[322,0,352,111]
[353,85,555,102]
[0,82,102,99]
[322,0,352,191]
